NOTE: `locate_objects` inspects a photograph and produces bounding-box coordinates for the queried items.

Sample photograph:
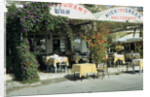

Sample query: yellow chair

[75,56,80,64]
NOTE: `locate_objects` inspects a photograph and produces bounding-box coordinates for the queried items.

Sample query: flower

[24,67,27,70]
[26,10,31,14]
[30,23,33,26]
[22,18,26,23]
[80,34,83,37]
[45,22,48,24]
[17,46,20,49]
[24,4,28,8]
[46,3,50,8]
[23,28,26,32]
[96,52,98,54]
[32,7,35,10]
[33,2,37,4]
[103,57,106,60]
[66,19,69,22]
[34,12,37,15]
[37,19,40,21]
[33,20,35,23]
[107,31,110,34]
[24,63,28,66]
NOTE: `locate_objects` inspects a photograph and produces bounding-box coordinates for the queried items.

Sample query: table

[72,63,97,80]
[131,59,143,74]
[126,53,140,59]
[45,55,69,73]
[114,53,126,64]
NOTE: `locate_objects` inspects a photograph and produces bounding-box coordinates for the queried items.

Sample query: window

[28,34,46,54]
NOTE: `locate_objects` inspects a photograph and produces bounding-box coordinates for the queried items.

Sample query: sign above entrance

[94,7,143,23]
[50,3,95,20]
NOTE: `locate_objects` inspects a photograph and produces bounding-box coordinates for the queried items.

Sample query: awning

[50,3,95,20]
[113,33,142,43]
[94,7,143,23]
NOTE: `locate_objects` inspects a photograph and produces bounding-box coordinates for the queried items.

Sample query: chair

[97,63,109,79]
[59,62,68,73]
[45,58,55,72]
[58,57,69,73]
[107,53,114,67]
[75,56,80,64]
[125,54,133,71]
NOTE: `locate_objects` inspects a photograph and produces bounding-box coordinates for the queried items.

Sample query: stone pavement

[6,65,142,92]
[6,73,143,96]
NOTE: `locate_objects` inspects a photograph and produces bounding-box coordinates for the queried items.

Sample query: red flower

[80,34,83,37]
[91,36,94,39]
[24,63,28,66]
[103,57,106,60]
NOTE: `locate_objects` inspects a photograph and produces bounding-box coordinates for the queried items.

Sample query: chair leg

[102,71,105,79]
[126,64,128,71]
[107,69,109,78]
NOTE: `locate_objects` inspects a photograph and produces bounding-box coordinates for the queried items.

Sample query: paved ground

[6,72,143,97]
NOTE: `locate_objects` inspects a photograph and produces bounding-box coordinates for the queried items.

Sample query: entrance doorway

[53,39,60,54]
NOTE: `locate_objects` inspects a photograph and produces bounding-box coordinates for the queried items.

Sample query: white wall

[81,39,88,53]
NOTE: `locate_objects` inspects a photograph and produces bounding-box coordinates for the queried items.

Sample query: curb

[6,66,140,81]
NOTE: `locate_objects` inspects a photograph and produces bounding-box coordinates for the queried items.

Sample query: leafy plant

[80,22,110,64]
[6,2,72,83]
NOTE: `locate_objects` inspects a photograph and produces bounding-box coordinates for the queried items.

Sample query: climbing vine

[6,2,72,83]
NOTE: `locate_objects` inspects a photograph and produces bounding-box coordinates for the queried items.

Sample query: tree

[80,22,110,65]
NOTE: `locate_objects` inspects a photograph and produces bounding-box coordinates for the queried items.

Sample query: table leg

[74,72,75,80]
[50,65,53,72]
[55,64,57,74]
[59,64,62,72]
[65,66,68,73]
[133,65,135,74]
[46,66,49,72]
[93,73,95,79]
[139,69,141,75]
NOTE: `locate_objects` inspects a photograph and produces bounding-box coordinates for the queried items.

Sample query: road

[6,73,143,96]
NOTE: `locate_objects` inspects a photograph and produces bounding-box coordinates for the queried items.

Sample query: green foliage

[80,22,110,64]
[6,2,72,83]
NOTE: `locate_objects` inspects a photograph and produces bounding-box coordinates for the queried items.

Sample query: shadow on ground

[64,73,110,81]
[121,70,142,74]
